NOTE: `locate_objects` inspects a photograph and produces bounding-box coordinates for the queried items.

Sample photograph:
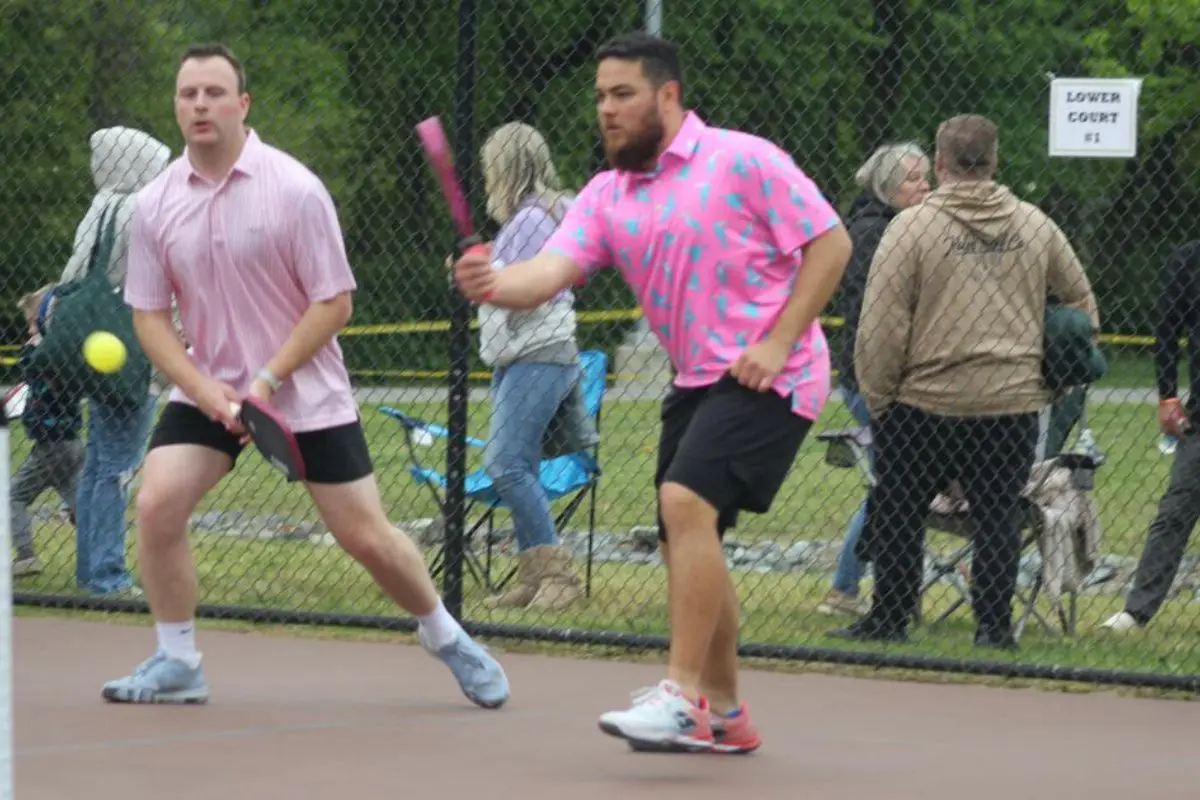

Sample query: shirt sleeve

[855,213,918,418]
[123,194,174,311]
[750,144,843,257]
[1154,242,1199,400]
[1044,216,1099,328]
[18,343,39,385]
[289,181,358,302]
[543,174,614,277]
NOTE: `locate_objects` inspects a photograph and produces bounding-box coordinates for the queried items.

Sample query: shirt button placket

[209,187,224,272]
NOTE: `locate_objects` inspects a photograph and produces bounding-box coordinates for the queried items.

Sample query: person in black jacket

[1102,239,1200,632]
[9,285,84,577]
[817,142,930,617]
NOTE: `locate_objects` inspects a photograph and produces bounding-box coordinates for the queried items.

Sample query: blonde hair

[480,122,573,224]
[17,283,55,323]
[854,142,928,207]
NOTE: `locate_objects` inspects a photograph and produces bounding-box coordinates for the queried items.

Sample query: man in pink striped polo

[455,33,852,753]
[102,42,508,710]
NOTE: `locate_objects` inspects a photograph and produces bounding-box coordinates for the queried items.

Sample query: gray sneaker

[419,628,509,709]
[101,651,209,704]
[12,557,42,577]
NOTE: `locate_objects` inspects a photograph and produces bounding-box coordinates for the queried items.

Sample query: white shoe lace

[627,680,679,708]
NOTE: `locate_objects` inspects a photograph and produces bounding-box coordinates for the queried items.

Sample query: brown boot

[527,544,583,611]
[484,548,542,609]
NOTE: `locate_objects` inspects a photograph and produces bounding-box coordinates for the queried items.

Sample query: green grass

[1094,348,1156,389]
[11,372,1200,684]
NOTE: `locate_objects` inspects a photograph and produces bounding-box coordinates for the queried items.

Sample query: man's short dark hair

[180,42,246,94]
[936,114,998,179]
[596,32,683,100]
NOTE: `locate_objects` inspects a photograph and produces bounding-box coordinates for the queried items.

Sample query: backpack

[1042,302,1107,391]
[28,198,152,411]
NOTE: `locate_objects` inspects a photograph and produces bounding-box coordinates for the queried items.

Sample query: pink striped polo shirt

[125,129,360,432]
[545,112,843,421]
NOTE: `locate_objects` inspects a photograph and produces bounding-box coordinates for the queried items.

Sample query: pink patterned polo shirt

[545,112,843,420]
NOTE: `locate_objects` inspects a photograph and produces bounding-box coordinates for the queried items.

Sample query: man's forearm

[487,252,583,311]
[134,309,207,397]
[1153,248,1194,401]
[766,226,852,347]
[262,293,354,383]
[1154,319,1182,400]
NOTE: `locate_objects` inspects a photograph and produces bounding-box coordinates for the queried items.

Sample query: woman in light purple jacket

[476,122,585,611]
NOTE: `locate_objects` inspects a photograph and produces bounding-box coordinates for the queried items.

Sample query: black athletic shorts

[655,374,813,541]
[148,401,374,485]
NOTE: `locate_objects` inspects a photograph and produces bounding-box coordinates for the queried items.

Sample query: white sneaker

[597,679,714,752]
[1100,611,1141,632]
[417,627,510,710]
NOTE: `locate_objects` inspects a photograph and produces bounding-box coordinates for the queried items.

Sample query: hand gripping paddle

[235,397,306,482]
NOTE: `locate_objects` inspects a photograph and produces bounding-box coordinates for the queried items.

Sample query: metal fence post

[645,0,663,35]
[442,0,481,620]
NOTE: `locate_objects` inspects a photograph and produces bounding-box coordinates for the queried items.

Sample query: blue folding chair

[380,350,608,595]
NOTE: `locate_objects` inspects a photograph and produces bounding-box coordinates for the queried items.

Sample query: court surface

[12,616,1199,799]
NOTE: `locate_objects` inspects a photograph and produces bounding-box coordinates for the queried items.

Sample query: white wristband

[256,368,282,391]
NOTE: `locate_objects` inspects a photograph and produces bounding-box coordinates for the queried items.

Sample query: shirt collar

[662,110,706,164]
[625,111,706,184]
[184,128,263,184]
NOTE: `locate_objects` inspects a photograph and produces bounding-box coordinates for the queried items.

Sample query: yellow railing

[0,310,1162,376]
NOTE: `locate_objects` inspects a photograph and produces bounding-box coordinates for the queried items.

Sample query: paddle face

[416,116,475,244]
[238,396,305,482]
[4,383,28,420]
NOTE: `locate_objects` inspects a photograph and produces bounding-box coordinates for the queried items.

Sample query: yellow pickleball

[82,331,127,374]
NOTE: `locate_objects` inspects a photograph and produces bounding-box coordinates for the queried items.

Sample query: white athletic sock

[417,601,463,650]
[156,621,202,668]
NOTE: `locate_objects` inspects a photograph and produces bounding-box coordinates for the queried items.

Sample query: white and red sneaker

[626,700,764,755]
[710,702,762,754]
[598,679,714,752]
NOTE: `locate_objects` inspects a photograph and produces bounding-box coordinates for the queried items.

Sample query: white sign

[1048,77,1142,158]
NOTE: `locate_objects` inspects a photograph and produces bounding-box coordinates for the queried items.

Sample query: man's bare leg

[660,539,741,714]
[102,444,231,704]
[658,482,728,703]
[596,482,724,749]
[306,475,440,614]
[135,445,231,623]
[699,570,741,714]
[307,474,510,709]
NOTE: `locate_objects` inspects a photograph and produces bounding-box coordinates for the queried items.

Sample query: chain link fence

[3,0,1200,690]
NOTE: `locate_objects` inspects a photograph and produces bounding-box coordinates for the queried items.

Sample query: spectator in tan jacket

[828,114,1099,649]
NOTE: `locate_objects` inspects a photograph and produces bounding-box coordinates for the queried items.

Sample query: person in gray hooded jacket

[475,122,586,611]
[60,126,171,596]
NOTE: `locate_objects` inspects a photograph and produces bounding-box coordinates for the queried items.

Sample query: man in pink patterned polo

[455,32,851,753]
[102,42,508,711]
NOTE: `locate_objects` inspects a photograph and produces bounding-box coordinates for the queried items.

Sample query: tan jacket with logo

[855,180,1100,418]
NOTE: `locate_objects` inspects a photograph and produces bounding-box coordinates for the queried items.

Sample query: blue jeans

[75,394,157,593]
[832,387,875,596]
[484,361,580,553]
